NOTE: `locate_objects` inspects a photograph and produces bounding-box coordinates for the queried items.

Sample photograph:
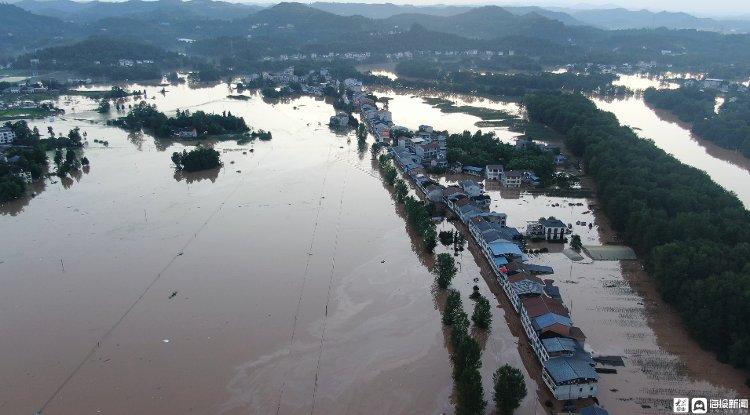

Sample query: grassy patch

[0,108,62,121]
[508,119,566,142]
[423,97,513,120]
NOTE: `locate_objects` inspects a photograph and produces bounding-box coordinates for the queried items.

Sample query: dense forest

[645,86,750,157]
[524,92,750,376]
[14,38,195,81]
[113,102,249,138]
[643,86,717,123]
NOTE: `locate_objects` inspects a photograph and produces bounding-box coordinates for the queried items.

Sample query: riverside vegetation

[644,86,750,158]
[525,92,750,378]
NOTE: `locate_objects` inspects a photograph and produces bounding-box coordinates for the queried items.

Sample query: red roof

[522,296,570,318]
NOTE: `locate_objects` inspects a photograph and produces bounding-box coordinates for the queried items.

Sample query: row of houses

[386,128,599,402]
[2,81,48,94]
[245,67,339,96]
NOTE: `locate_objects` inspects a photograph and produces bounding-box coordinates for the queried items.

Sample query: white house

[485,164,504,180]
[540,218,566,241]
[501,170,524,188]
[0,127,16,144]
[461,180,483,197]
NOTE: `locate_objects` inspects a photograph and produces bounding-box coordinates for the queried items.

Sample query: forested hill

[387,6,594,43]
[0,4,80,55]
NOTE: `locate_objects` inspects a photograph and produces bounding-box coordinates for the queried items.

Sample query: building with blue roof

[542,353,599,400]
[488,240,524,258]
[532,313,573,331]
[540,219,567,241]
[542,338,578,357]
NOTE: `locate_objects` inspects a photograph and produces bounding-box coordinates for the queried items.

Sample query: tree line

[524,92,750,378]
[113,102,249,138]
[645,86,750,158]
[0,121,87,202]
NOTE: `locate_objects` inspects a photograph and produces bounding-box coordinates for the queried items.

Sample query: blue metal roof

[494,256,509,266]
[580,407,609,415]
[543,355,599,384]
[544,284,562,300]
[532,313,573,330]
[462,166,483,172]
[540,219,566,228]
[488,241,524,257]
[527,264,554,274]
[542,337,578,354]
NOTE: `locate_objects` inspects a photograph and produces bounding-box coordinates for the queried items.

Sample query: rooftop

[542,337,578,354]
[543,354,599,384]
[488,240,524,257]
[540,219,566,228]
[522,296,570,318]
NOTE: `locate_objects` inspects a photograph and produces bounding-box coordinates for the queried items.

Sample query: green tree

[53,148,63,166]
[394,179,408,202]
[443,289,462,325]
[570,234,582,251]
[435,253,457,289]
[471,295,492,329]
[97,99,111,113]
[493,365,527,415]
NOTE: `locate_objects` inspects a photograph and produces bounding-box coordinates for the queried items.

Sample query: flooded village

[1,67,749,415]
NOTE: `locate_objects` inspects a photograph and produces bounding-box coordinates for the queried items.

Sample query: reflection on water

[612,73,679,92]
[173,168,221,184]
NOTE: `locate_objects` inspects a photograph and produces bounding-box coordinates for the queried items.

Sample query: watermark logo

[692,398,708,414]
[674,398,689,413]
[674,397,749,413]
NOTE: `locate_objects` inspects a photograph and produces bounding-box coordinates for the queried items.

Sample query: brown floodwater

[0,83,550,415]
[2,79,748,415]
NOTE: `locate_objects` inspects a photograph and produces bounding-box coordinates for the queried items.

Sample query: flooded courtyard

[1,78,748,415]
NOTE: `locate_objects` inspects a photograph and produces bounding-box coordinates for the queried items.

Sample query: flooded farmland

[2,79,749,415]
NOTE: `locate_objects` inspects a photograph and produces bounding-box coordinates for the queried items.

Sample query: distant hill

[14,0,262,23]
[309,2,472,19]
[559,7,750,33]
[0,4,81,56]
[502,6,588,27]
[230,2,379,43]
[387,6,593,44]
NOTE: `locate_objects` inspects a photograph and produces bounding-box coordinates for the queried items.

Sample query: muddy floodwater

[2,79,749,415]
[0,83,550,415]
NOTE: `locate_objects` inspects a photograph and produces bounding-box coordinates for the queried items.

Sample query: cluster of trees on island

[171,147,222,172]
[644,86,750,158]
[112,102,250,139]
[524,92,750,377]
[0,121,87,203]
